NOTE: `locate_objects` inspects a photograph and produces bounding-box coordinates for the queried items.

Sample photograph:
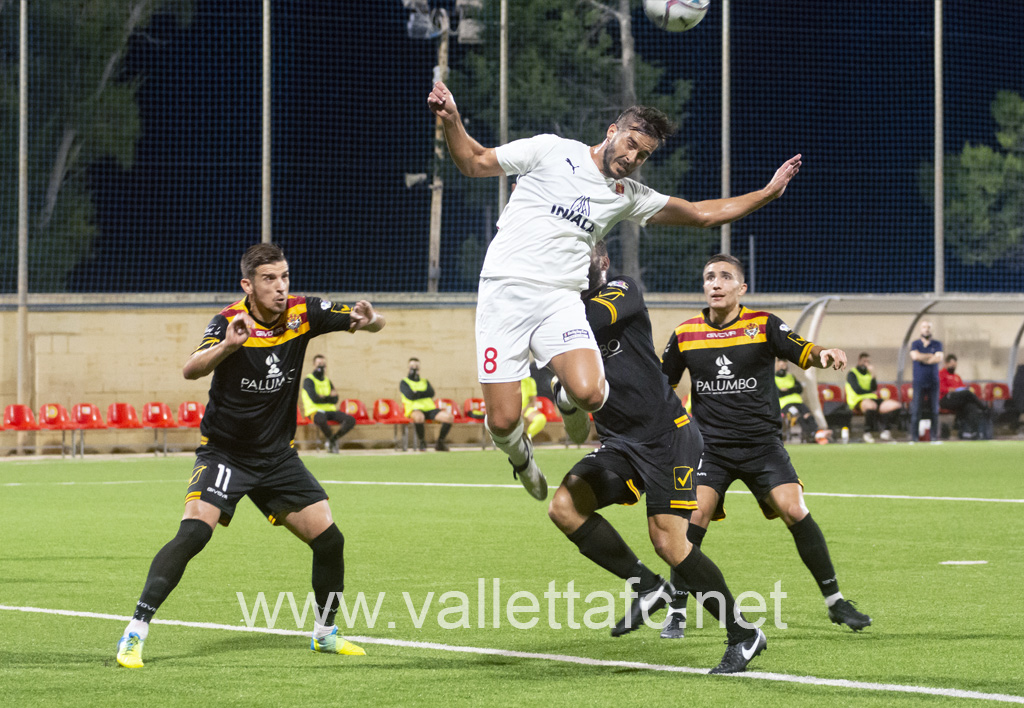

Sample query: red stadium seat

[107,402,144,429]
[296,407,311,426]
[177,401,205,428]
[983,382,1011,412]
[817,384,845,405]
[70,403,106,456]
[71,403,106,430]
[340,398,375,425]
[373,398,409,424]
[142,402,177,455]
[373,399,410,450]
[876,383,900,404]
[38,403,71,430]
[434,397,467,422]
[38,403,72,457]
[142,402,177,428]
[4,404,40,431]
[968,381,983,399]
[462,397,486,422]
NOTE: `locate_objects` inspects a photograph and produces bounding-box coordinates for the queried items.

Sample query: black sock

[865,409,878,432]
[668,567,688,609]
[332,415,356,441]
[414,422,425,443]
[439,422,452,441]
[686,523,707,548]
[133,519,212,622]
[310,524,345,626]
[674,546,754,643]
[566,514,653,584]
[788,514,840,596]
[878,410,893,432]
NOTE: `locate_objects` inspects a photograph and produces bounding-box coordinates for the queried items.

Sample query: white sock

[824,592,844,608]
[124,619,149,640]
[486,416,530,467]
[556,385,574,412]
[557,381,610,412]
[313,621,335,639]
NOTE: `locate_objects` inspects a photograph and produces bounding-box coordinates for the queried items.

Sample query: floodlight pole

[933,0,944,294]
[428,17,450,293]
[720,0,731,255]
[497,0,509,217]
[261,0,272,243]
[17,0,29,452]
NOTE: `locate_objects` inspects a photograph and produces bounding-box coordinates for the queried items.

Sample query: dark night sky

[70,1,1024,294]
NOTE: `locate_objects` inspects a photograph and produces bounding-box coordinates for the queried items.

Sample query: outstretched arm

[427,82,504,178]
[648,155,802,228]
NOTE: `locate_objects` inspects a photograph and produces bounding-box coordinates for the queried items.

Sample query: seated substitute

[116,243,385,669]
[845,352,901,443]
[548,242,766,674]
[775,358,819,443]
[661,254,872,632]
[301,354,356,453]
[399,357,454,451]
[939,354,992,440]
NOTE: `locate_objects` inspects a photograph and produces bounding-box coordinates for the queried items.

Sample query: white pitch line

[3,478,1024,504]
[1,604,1022,704]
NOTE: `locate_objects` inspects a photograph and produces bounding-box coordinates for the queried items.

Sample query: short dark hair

[946,354,958,364]
[614,106,676,145]
[313,354,326,363]
[703,253,746,281]
[408,357,420,364]
[859,352,871,360]
[241,243,286,281]
[593,240,609,259]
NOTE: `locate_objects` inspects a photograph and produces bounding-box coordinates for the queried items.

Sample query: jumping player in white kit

[426,81,802,501]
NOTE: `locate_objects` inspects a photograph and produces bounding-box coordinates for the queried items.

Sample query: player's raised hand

[349,300,384,332]
[764,154,802,199]
[427,81,459,120]
[819,347,847,371]
[226,313,254,347]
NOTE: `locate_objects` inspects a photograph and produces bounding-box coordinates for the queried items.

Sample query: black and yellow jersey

[661,306,814,446]
[194,295,352,455]
[584,275,690,443]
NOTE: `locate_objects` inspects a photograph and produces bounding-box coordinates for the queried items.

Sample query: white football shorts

[475,277,599,383]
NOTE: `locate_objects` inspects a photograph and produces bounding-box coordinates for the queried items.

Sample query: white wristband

[369,312,379,325]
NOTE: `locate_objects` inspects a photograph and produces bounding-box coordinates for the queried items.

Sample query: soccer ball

[643,0,711,32]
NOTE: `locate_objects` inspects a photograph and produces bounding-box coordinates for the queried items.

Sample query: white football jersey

[482,134,670,291]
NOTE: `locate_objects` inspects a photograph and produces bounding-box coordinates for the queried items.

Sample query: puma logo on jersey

[566,157,579,173]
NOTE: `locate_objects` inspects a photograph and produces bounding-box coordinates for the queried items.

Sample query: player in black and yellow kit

[661,254,871,632]
[116,243,385,668]
[548,242,766,674]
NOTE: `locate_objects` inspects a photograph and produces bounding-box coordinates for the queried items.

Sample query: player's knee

[572,383,607,412]
[547,486,582,532]
[176,518,214,556]
[780,505,809,526]
[310,523,345,559]
[649,527,688,567]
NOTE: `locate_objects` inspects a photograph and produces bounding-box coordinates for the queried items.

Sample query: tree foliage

[944,91,1024,269]
[0,0,191,292]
